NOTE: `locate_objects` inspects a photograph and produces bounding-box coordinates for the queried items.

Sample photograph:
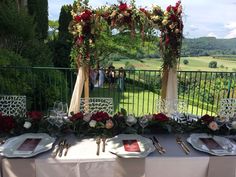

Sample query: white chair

[80,97,114,115]
[218,98,236,120]
[0,95,26,116]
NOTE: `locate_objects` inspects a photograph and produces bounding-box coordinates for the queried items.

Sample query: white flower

[89,120,97,128]
[208,121,219,131]
[83,113,92,122]
[23,121,32,129]
[232,121,236,129]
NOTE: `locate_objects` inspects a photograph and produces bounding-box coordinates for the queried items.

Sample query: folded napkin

[207,156,236,177]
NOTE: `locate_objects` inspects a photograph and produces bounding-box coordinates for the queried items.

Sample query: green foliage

[183,59,189,65]
[0,48,68,111]
[48,20,59,40]
[50,5,73,68]
[124,61,135,72]
[27,0,48,40]
[0,0,35,53]
[21,39,53,66]
[208,61,217,68]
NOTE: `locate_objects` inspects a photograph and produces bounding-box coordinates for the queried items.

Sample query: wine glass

[126,114,137,127]
[139,116,149,134]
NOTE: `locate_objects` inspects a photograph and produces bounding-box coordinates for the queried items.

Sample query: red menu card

[123,140,141,152]
[199,138,223,150]
[17,138,42,152]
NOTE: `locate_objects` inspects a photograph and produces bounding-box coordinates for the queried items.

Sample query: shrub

[183,59,189,65]
[208,61,217,68]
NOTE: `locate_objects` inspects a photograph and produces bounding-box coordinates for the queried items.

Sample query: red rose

[69,112,83,122]
[201,114,214,124]
[140,8,146,13]
[75,15,82,23]
[169,14,177,22]
[153,113,169,122]
[119,3,128,11]
[166,5,172,12]
[91,112,110,121]
[27,111,43,121]
[81,10,92,21]
[0,116,15,133]
[165,36,170,45]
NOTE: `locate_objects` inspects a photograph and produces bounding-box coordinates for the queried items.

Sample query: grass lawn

[90,84,216,116]
[112,56,236,71]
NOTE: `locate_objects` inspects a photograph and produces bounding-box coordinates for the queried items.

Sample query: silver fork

[96,137,101,156]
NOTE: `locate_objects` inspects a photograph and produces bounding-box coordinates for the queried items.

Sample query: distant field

[112,56,236,71]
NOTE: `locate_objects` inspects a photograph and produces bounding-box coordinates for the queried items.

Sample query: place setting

[0,133,56,158]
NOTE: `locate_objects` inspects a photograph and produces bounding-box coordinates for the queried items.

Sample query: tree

[49,20,59,40]
[208,61,217,68]
[50,5,73,67]
[183,59,189,65]
[0,0,35,54]
[27,0,48,40]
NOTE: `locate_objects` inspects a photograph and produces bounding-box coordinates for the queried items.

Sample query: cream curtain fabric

[165,67,178,115]
[68,67,85,116]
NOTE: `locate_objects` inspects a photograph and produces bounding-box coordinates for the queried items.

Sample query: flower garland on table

[2,111,234,137]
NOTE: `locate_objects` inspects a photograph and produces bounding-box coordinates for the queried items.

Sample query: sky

[48,0,236,39]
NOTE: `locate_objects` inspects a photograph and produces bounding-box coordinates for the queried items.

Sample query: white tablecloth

[1,134,236,177]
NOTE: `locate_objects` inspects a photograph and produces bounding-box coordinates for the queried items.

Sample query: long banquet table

[1,134,236,177]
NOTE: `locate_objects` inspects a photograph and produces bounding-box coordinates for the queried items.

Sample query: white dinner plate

[0,133,56,158]
[107,134,155,158]
[187,133,236,156]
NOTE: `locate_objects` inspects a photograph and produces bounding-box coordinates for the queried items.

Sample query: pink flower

[152,113,169,122]
[208,121,219,131]
[105,119,114,129]
[27,111,43,121]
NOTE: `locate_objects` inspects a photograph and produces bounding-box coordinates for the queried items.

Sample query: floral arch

[68,0,183,115]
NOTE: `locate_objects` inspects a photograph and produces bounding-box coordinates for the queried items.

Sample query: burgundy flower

[119,3,128,11]
[201,114,214,124]
[169,14,177,22]
[0,116,15,133]
[139,8,146,13]
[27,111,43,121]
[69,112,83,122]
[81,10,92,21]
[75,15,82,23]
[153,113,169,122]
[76,36,84,45]
[166,5,172,12]
[91,112,110,122]
[165,36,170,45]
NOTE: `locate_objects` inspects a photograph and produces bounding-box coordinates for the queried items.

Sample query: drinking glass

[139,116,149,134]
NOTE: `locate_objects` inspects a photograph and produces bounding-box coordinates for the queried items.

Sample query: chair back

[0,95,26,116]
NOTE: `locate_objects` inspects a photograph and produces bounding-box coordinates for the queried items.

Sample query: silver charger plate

[0,133,56,158]
[187,133,236,156]
[107,134,155,158]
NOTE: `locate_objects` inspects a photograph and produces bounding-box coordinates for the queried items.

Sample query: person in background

[117,67,126,92]
[108,65,116,89]
[95,67,105,88]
